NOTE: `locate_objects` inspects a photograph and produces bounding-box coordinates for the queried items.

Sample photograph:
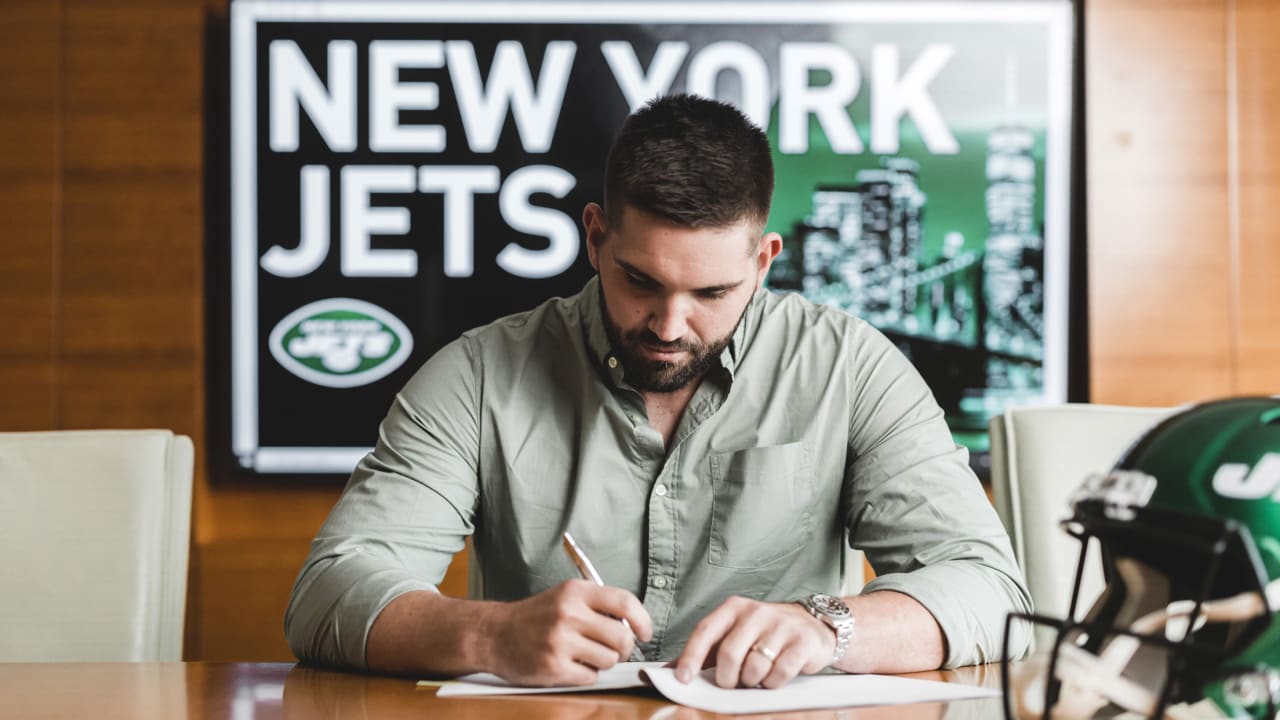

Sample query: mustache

[624,329,698,353]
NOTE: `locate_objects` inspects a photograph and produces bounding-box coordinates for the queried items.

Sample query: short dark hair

[603,94,774,231]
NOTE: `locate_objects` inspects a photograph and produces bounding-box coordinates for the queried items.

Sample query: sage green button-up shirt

[285,277,1031,670]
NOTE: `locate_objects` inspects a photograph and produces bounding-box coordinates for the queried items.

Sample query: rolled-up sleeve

[284,337,481,670]
[843,327,1032,667]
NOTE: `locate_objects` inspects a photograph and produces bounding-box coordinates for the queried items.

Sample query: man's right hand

[485,579,653,687]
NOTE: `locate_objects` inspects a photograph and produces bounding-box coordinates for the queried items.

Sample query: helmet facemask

[1004,477,1279,720]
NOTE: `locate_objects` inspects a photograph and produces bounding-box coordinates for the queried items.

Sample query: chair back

[0,429,194,661]
[989,404,1173,638]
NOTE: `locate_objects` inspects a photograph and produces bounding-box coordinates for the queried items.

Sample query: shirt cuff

[286,553,439,670]
[859,562,1029,668]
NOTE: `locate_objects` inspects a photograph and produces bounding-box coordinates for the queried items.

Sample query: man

[286,94,1031,688]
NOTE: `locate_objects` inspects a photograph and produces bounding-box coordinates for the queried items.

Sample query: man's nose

[647,296,689,343]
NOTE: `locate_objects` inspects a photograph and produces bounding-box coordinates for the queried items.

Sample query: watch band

[798,593,855,665]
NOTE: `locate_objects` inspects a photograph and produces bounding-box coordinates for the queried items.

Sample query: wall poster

[224,0,1075,474]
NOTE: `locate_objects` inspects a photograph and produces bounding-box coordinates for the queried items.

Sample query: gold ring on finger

[752,643,778,662]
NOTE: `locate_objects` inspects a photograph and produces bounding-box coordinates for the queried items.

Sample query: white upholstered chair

[989,404,1174,644]
[0,429,194,661]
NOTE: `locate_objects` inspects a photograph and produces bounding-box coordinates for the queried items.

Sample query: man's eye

[697,290,728,300]
[626,273,656,288]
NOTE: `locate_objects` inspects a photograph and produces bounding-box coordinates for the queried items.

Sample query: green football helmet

[1004,396,1280,719]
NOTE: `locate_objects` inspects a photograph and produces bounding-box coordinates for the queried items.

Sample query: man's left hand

[673,596,837,688]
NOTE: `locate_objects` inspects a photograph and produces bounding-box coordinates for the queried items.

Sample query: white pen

[561,531,644,661]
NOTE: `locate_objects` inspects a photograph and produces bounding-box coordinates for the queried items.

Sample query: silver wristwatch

[798,593,855,665]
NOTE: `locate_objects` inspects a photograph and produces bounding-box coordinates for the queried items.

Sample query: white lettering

[261,165,330,277]
[778,43,862,154]
[418,166,502,277]
[269,40,356,152]
[871,44,958,154]
[686,41,771,129]
[341,165,417,277]
[447,40,576,153]
[496,165,578,279]
[369,40,446,152]
[601,41,688,111]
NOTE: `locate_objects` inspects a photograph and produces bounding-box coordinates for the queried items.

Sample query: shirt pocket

[707,440,814,569]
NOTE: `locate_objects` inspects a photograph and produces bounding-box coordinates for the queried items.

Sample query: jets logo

[1212,454,1280,500]
[268,298,414,388]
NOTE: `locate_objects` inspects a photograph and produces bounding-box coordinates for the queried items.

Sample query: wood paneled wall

[0,0,1276,662]
[1087,0,1280,402]
[1234,0,1280,393]
[1,2,59,430]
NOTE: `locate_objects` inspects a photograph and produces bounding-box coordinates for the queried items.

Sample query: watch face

[809,593,851,618]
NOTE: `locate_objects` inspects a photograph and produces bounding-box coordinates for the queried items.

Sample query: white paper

[640,667,1000,715]
[436,661,664,696]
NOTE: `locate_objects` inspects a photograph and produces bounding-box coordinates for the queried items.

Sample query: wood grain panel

[58,360,199,432]
[1234,0,1280,393]
[440,545,470,599]
[60,177,201,293]
[194,539,310,661]
[200,484,345,542]
[62,2,202,174]
[60,295,200,356]
[57,0,204,423]
[193,538,471,662]
[0,184,60,355]
[1086,0,1235,406]
[0,361,56,428]
[0,1,59,430]
[62,5,202,115]
[0,2,60,118]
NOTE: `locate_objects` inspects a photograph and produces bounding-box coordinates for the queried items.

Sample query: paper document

[435,661,663,696]
[641,667,1000,715]
[435,661,998,714]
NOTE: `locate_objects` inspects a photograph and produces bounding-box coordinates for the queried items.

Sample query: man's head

[602,93,774,231]
[584,94,782,395]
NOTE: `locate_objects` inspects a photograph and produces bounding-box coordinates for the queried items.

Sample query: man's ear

[755,231,783,289]
[583,203,607,271]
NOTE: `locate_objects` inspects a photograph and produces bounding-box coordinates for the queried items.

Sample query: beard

[599,287,739,394]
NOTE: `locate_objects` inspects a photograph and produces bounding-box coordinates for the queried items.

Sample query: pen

[561,531,644,661]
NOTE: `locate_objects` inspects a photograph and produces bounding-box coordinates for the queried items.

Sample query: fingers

[566,629,628,672]
[586,583,654,643]
[738,634,787,689]
[759,639,810,689]
[500,580,651,686]
[575,606,637,663]
[675,600,738,682]
[712,600,775,689]
[538,655,599,688]
[676,597,836,689]
[548,581,634,664]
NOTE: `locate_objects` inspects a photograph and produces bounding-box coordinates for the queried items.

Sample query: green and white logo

[1213,453,1280,500]
[268,298,414,388]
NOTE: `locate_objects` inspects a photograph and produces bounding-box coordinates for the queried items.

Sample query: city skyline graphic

[767,119,1046,448]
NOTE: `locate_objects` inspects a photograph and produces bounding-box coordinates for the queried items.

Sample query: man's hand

[673,596,836,689]
[487,579,654,687]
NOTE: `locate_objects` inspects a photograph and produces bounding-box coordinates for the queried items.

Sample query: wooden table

[0,662,1006,719]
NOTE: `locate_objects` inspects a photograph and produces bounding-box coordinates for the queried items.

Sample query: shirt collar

[579,276,624,386]
[578,275,765,388]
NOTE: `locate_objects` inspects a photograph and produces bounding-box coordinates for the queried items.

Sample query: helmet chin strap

[1012,578,1280,719]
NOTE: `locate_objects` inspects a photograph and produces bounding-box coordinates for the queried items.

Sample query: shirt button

[653,576,668,589]
[607,356,618,369]
[654,483,668,497]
